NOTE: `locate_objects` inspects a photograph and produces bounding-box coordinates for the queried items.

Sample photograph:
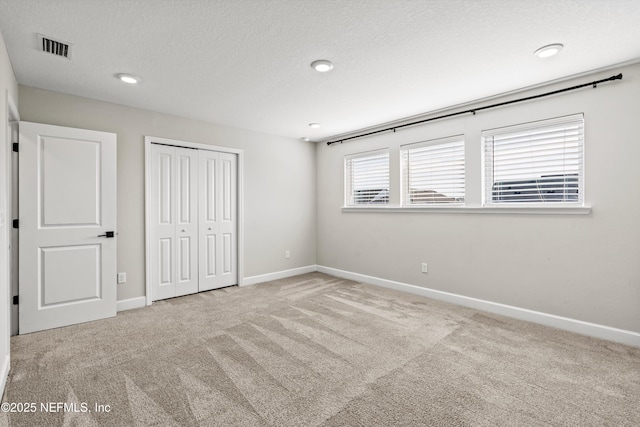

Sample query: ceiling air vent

[36,33,72,59]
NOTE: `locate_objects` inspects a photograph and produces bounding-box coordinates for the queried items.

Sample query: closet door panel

[174,148,199,297]
[199,150,237,291]
[199,151,219,291]
[217,153,237,287]
[150,145,177,301]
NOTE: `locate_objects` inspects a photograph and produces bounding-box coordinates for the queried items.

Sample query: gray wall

[18,86,317,301]
[317,63,640,333]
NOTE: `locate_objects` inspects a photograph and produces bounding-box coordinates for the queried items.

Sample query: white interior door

[18,122,117,334]
[199,150,238,291]
[149,144,198,300]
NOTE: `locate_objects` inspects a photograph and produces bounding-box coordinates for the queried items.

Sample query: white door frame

[144,136,244,305]
[6,94,18,337]
[2,91,19,397]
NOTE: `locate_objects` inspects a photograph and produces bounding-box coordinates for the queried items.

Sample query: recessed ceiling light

[308,123,320,129]
[300,137,310,142]
[534,44,564,58]
[310,60,334,72]
[116,73,141,84]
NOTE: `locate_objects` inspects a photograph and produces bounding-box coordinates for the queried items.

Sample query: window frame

[400,135,465,207]
[344,148,390,207]
[481,114,585,208]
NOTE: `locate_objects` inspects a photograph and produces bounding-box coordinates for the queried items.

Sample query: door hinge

[12,143,18,153]
[12,219,18,229]
[12,295,18,305]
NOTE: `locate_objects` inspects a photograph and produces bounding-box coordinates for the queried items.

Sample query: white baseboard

[242,265,318,286]
[317,265,640,348]
[117,297,146,312]
[0,354,9,400]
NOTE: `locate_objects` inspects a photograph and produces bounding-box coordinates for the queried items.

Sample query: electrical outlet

[421,263,428,274]
[285,250,290,259]
[117,272,126,284]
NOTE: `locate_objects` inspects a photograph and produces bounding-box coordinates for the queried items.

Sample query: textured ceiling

[1,0,639,141]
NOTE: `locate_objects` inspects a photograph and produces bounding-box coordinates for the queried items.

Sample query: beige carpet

[2,272,639,426]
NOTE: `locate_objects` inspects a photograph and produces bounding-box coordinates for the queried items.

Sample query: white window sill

[342,205,592,215]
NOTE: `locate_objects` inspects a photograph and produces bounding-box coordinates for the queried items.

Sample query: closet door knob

[181,229,186,232]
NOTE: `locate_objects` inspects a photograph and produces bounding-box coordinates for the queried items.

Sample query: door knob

[98,231,115,238]
[181,229,186,232]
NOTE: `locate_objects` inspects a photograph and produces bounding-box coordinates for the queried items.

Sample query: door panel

[19,122,116,334]
[150,145,198,299]
[175,148,198,296]
[179,237,191,281]
[159,238,172,285]
[223,233,232,274]
[198,151,218,291]
[205,235,216,277]
[41,137,100,226]
[222,158,232,221]
[204,157,216,222]
[150,144,176,300]
[217,153,237,287]
[199,150,237,291]
[41,245,101,305]
[159,153,172,224]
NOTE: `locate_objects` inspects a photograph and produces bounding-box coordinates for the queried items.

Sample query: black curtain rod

[326,73,623,146]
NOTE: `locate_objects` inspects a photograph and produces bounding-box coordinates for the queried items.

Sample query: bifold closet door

[150,144,198,300]
[199,150,238,291]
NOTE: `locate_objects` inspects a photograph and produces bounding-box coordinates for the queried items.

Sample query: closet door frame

[144,136,244,306]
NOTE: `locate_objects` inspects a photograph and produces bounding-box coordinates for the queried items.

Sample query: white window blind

[483,114,584,205]
[345,149,389,206]
[401,136,465,205]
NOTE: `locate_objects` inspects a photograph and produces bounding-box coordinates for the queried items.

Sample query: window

[401,136,465,205]
[483,114,584,205]
[345,149,389,206]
